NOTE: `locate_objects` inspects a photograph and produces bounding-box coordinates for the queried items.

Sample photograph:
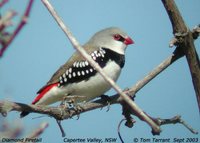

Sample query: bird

[20,27,134,117]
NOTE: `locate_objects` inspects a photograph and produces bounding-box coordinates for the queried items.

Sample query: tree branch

[21,122,48,143]
[0,0,34,57]
[0,0,8,7]
[41,0,161,133]
[162,0,200,111]
[192,24,200,40]
[154,115,198,134]
[118,115,198,143]
[0,46,185,135]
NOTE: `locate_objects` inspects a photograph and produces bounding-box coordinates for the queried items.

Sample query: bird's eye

[113,34,125,42]
[113,34,121,40]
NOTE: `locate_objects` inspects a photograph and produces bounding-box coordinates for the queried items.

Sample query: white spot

[68,74,72,78]
[98,53,101,57]
[90,68,93,72]
[101,54,104,58]
[79,62,82,68]
[85,61,89,66]
[81,71,85,76]
[86,70,89,74]
[60,80,63,83]
[66,70,69,75]
[63,73,66,78]
[73,72,76,77]
[82,62,85,67]
[100,49,103,54]
[69,68,72,73]
[64,78,67,82]
[94,51,98,57]
[73,62,77,67]
[59,76,62,80]
[76,62,79,68]
[102,49,106,54]
[100,50,105,57]
[94,51,98,54]
[91,53,95,57]
[92,56,96,60]
[77,71,81,76]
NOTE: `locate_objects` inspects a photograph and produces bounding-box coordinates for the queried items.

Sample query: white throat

[103,42,127,55]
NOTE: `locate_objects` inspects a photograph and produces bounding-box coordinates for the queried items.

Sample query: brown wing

[37,45,98,93]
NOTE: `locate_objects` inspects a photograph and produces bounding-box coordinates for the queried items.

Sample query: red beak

[124,37,134,45]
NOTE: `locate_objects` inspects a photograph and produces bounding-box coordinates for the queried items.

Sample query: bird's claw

[60,98,82,119]
[67,103,83,119]
[71,104,83,120]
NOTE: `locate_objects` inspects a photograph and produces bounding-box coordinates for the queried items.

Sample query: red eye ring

[113,34,121,41]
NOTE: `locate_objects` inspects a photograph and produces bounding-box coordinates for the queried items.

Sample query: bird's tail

[20,111,30,118]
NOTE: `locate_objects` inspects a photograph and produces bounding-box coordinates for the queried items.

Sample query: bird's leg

[100,94,112,112]
[60,96,71,109]
[58,97,69,117]
[59,96,75,118]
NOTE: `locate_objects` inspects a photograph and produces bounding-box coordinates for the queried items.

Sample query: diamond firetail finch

[20,27,134,117]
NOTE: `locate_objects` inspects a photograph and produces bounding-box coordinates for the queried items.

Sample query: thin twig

[0,46,185,132]
[19,122,48,143]
[41,0,160,133]
[154,116,198,134]
[56,120,66,137]
[0,10,17,31]
[117,115,198,143]
[0,0,8,7]
[117,119,126,143]
[0,0,34,57]
[129,46,184,96]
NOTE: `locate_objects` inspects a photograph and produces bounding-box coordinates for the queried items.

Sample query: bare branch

[41,0,160,133]
[0,40,184,135]
[162,0,200,111]
[129,47,184,96]
[154,116,198,134]
[0,117,48,142]
[21,122,48,143]
[0,0,8,7]
[0,45,185,135]
[0,0,34,57]
[0,10,17,31]
[118,115,198,143]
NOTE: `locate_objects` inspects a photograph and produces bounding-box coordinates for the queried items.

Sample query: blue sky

[1,0,200,142]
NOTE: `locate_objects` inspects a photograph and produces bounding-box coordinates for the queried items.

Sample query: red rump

[32,83,59,104]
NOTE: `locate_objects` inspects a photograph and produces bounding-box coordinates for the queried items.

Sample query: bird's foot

[60,98,82,120]
[100,94,111,112]
[65,99,83,119]
[65,103,83,120]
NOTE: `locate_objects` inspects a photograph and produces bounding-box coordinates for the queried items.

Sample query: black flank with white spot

[58,47,125,86]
